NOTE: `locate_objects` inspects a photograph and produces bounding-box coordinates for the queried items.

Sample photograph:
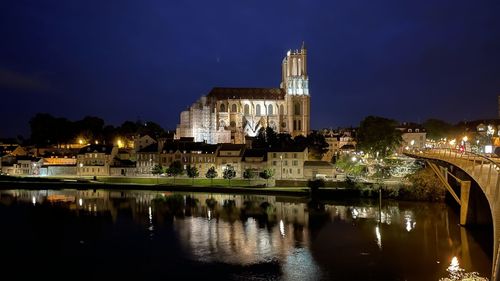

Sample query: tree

[166,161,183,184]
[76,116,105,142]
[305,131,329,160]
[308,178,325,193]
[151,164,164,184]
[253,127,280,148]
[243,168,255,183]
[29,113,74,146]
[139,121,167,139]
[259,168,274,186]
[186,165,199,185]
[117,121,140,139]
[357,116,402,158]
[223,165,236,186]
[423,118,458,141]
[334,154,367,180]
[205,166,218,185]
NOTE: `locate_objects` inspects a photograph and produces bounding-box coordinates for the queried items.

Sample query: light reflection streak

[279,220,285,237]
[375,226,382,249]
[148,206,154,235]
[32,196,36,205]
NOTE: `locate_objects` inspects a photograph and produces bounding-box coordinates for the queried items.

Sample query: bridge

[405,148,500,280]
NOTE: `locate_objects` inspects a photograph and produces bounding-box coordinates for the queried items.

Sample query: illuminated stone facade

[176,43,311,144]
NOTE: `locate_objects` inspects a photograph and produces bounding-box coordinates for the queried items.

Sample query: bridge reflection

[407,148,498,280]
[0,188,491,279]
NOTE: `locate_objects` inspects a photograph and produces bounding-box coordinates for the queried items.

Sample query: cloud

[0,68,50,92]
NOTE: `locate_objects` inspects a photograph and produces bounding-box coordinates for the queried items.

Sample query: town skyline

[1,1,499,138]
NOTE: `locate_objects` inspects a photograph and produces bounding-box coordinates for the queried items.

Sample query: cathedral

[175,43,311,144]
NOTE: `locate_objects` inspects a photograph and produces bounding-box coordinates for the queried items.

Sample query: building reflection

[0,189,492,279]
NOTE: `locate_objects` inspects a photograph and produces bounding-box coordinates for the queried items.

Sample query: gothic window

[219,120,226,127]
[298,120,302,130]
[268,104,273,115]
[256,104,261,116]
[244,104,250,115]
[230,121,236,127]
[280,104,284,115]
[231,104,237,113]
[220,104,225,112]
[294,103,301,115]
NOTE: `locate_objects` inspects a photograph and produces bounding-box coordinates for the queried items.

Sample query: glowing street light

[462,136,468,142]
[280,154,283,180]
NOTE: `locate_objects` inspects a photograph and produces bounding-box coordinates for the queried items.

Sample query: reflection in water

[375,225,382,250]
[439,256,488,281]
[0,189,492,281]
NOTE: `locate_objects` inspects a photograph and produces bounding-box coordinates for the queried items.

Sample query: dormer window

[408,129,412,133]
[415,129,419,133]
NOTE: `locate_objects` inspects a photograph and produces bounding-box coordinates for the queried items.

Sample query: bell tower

[281,42,310,137]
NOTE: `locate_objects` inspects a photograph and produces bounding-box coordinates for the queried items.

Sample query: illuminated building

[76,144,118,176]
[267,147,308,179]
[396,123,427,151]
[176,43,311,144]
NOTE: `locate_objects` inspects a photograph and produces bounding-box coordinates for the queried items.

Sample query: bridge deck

[406,149,500,281]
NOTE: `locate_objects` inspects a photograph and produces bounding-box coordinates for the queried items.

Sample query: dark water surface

[0,189,492,280]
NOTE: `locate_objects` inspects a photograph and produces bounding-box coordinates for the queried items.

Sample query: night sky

[1,0,499,138]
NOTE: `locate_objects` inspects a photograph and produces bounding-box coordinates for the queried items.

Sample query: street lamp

[280,154,283,180]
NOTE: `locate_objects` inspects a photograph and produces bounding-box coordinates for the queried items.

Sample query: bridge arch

[406,148,499,280]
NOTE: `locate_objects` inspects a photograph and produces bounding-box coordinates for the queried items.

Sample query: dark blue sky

[1,0,499,138]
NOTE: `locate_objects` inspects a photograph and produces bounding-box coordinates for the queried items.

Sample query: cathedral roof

[207,87,285,100]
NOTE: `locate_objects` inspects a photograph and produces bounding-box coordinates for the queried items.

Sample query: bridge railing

[407,148,500,198]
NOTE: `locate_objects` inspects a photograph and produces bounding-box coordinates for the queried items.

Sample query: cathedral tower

[281,42,310,137]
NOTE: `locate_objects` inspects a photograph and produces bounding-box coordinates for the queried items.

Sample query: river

[0,189,492,280]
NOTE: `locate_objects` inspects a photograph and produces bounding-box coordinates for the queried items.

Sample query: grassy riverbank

[0,169,445,202]
[0,175,310,196]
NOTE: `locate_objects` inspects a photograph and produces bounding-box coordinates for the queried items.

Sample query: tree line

[28,113,170,146]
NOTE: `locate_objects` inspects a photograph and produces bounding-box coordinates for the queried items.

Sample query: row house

[321,129,357,162]
[1,156,43,176]
[136,144,159,175]
[39,150,78,176]
[396,123,427,152]
[216,144,245,177]
[160,139,218,176]
[241,149,267,175]
[76,145,118,177]
[267,147,308,180]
